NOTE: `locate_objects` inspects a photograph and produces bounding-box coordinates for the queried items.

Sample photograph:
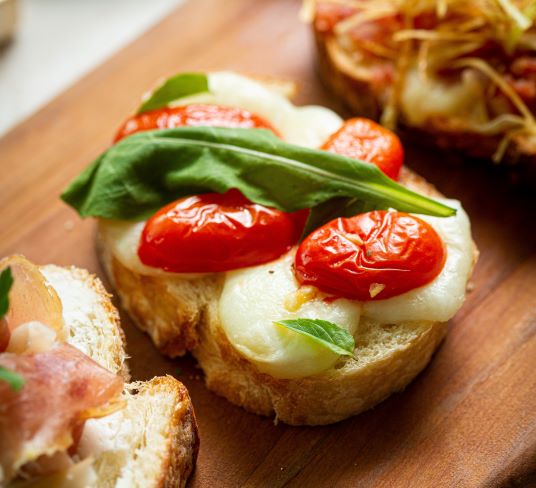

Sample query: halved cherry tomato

[138,190,308,273]
[295,210,445,301]
[321,118,403,180]
[114,104,280,142]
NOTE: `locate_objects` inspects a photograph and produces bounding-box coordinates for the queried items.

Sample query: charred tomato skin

[139,190,308,273]
[321,117,403,180]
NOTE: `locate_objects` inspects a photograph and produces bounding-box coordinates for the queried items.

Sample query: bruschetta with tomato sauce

[62,72,478,425]
[307,0,536,181]
[0,256,198,487]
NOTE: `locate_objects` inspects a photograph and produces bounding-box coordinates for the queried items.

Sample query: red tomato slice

[295,210,445,301]
[138,190,308,273]
[114,104,280,142]
[321,118,403,180]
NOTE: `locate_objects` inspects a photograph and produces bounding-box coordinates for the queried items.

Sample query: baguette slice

[97,168,477,426]
[9,265,199,487]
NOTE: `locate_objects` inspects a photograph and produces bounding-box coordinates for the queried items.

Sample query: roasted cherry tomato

[295,210,445,301]
[114,104,279,142]
[139,190,308,273]
[321,118,403,180]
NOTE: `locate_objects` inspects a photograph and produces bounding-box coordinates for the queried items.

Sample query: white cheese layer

[219,199,473,378]
[218,252,361,379]
[102,72,343,277]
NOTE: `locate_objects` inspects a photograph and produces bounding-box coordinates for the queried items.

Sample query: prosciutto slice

[0,343,123,483]
[0,256,66,353]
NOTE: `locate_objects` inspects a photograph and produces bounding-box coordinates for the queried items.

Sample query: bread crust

[97,169,476,425]
[133,376,199,488]
[40,264,129,379]
[97,236,222,358]
[314,30,536,182]
[40,264,199,486]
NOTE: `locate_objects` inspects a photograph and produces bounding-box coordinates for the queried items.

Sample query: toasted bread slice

[313,24,536,183]
[79,377,198,488]
[18,265,200,487]
[97,168,477,425]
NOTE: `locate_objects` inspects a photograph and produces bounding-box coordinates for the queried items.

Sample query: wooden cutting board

[1,0,535,486]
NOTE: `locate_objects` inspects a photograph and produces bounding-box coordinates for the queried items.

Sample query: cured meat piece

[0,343,123,482]
[0,256,65,341]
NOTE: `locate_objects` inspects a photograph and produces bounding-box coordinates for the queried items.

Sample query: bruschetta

[307,0,536,181]
[0,255,198,487]
[62,71,478,425]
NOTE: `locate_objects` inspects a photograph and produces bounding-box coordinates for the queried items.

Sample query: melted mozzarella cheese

[219,252,361,379]
[400,68,488,127]
[176,71,343,147]
[219,199,473,377]
[104,72,343,277]
[99,219,205,278]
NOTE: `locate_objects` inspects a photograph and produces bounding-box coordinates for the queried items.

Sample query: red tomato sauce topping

[295,210,445,301]
[314,2,357,33]
[138,190,308,273]
[114,104,279,142]
[321,118,403,180]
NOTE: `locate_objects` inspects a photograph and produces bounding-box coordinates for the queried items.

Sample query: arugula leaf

[301,198,376,238]
[274,318,355,356]
[0,366,24,392]
[61,126,455,222]
[0,267,13,318]
[136,73,209,114]
[0,267,25,391]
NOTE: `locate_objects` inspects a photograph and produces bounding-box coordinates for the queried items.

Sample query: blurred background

[0,0,183,136]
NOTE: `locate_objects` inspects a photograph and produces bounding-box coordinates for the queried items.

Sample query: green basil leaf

[0,366,24,391]
[274,318,355,356]
[61,127,456,222]
[0,268,25,391]
[0,267,13,319]
[136,73,209,114]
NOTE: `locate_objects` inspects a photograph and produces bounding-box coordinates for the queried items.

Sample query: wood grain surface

[1,0,536,486]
